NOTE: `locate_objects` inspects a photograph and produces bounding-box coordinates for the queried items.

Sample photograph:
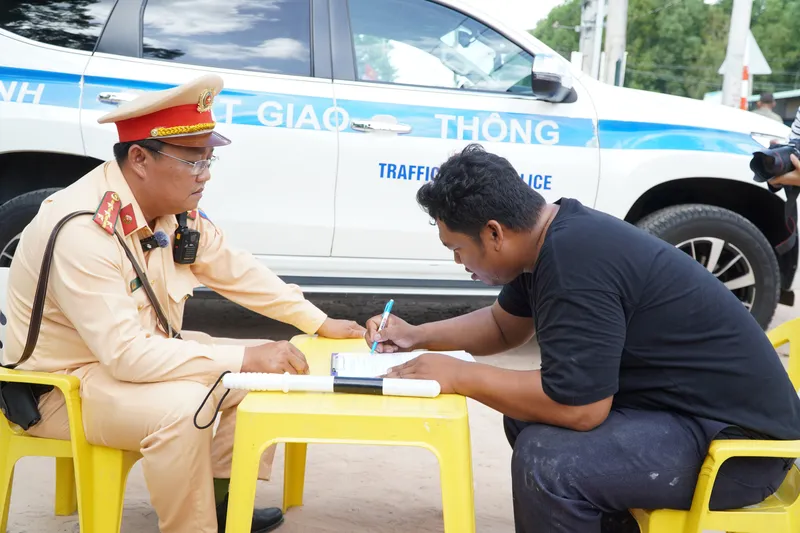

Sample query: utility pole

[591,0,605,79]
[602,0,628,85]
[578,0,599,77]
[721,0,753,108]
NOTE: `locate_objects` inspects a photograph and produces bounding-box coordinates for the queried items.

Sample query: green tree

[529,0,581,59]
[530,0,800,99]
[623,0,716,99]
[750,0,800,95]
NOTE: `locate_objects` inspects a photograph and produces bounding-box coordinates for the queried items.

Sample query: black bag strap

[114,227,181,341]
[776,186,799,256]
[5,210,93,369]
[4,210,180,370]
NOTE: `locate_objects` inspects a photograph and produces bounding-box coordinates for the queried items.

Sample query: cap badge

[197,89,214,113]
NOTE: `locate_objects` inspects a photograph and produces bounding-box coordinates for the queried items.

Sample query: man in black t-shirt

[364,144,800,533]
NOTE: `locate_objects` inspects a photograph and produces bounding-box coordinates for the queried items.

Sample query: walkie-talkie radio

[173,212,201,264]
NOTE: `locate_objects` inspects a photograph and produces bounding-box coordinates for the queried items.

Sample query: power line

[625,68,799,92]
[625,68,723,88]
[628,62,800,77]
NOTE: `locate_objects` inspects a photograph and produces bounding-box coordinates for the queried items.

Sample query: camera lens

[763,154,779,173]
[750,146,797,182]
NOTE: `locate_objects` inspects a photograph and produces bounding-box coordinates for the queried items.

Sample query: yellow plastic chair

[631,317,800,532]
[0,368,142,533]
[225,336,475,533]
[0,266,141,532]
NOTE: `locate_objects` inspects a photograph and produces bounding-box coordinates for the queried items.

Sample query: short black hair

[416,143,546,239]
[112,139,165,166]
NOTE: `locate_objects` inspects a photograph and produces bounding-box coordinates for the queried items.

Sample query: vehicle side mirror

[530,53,576,103]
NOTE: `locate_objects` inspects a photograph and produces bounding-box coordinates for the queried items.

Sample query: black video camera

[750,138,800,183]
[750,137,800,256]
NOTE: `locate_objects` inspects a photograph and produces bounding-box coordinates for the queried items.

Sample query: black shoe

[216,493,285,533]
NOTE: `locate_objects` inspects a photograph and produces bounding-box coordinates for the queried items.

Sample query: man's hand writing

[383,353,470,394]
[365,313,421,353]
[242,341,309,374]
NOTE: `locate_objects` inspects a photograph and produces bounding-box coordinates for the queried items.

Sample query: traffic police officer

[2,74,365,533]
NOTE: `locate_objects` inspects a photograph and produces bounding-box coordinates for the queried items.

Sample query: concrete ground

[4,296,796,533]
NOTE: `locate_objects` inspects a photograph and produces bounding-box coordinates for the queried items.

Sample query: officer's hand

[769,153,800,187]
[242,341,309,374]
[316,318,366,339]
[365,314,420,353]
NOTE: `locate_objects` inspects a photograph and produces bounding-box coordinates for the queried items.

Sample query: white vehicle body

[0,0,794,327]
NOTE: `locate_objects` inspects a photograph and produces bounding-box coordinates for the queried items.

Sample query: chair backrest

[0,266,15,433]
[767,318,800,393]
[0,266,8,361]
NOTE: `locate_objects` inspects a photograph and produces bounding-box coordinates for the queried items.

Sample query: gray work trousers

[504,408,794,533]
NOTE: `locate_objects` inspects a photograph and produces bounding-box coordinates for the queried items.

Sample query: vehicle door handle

[97,92,140,105]
[350,119,412,134]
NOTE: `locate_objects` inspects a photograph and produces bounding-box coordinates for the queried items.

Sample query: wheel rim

[676,237,756,310]
[0,234,20,268]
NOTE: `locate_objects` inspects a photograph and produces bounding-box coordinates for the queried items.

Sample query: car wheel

[636,204,780,329]
[0,188,62,267]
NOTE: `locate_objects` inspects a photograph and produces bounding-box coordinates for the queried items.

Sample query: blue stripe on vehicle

[597,119,761,155]
[1,65,764,155]
[81,76,593,147]
[0,66,82,107]
[336,99,595,147]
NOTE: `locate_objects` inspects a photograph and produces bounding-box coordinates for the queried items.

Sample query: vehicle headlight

[751,132,787,149]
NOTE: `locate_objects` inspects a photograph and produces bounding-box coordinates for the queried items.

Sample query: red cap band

[115,104,214,143]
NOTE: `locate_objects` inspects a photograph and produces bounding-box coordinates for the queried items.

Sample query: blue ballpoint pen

[371,299,395,354]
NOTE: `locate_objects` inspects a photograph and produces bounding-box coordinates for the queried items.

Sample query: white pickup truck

[0,0,793,328]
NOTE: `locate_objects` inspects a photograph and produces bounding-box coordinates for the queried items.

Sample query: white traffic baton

[222,372,441,398]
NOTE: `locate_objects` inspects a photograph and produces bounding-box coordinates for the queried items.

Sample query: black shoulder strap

[775,186,799,256]
[114,229,181,341]
[4,210,180,370]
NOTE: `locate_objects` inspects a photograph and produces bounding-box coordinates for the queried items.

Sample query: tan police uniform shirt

[2,160,327,384]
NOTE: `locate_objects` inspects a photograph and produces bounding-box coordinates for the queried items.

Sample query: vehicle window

[141,0,313,77]
[0,0,116,52]
[348,0,534,95]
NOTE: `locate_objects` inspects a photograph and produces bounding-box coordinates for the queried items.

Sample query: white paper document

[330,350,475,378]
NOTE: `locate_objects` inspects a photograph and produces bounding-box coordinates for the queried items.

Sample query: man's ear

[486,220,504,250]
[126,145,150,180]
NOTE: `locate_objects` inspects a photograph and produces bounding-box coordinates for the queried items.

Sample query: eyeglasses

[155,150,218,176]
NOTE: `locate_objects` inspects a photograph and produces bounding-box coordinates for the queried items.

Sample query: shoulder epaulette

[93,191,121,235]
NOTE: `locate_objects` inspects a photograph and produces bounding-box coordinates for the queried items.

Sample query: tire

[0,188,62,268]
[636,204,780,330]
